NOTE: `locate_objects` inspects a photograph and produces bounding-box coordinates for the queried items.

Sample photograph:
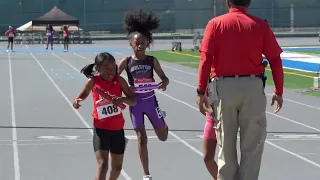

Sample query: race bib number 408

[97,104,121,119]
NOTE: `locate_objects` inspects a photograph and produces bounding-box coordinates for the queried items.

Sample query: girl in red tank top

[61,25,69,52]
[72,52,136,180]
[5,26,16,52]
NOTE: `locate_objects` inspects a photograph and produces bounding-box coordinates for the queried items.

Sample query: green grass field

[146,50,320,97]
[285,50,320,55]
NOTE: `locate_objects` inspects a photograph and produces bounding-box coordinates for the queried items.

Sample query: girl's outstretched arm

[118,76,136,106]
[73,78,94,109]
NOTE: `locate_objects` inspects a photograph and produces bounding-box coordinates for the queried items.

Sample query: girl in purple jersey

[45,24,54,50]
[118,9,169,180]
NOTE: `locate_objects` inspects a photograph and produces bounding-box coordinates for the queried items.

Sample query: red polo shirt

[198,7,284,95]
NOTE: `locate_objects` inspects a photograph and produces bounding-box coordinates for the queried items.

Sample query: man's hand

[271,93,283,113]
[203,96,214,115]
[196,94,206,115]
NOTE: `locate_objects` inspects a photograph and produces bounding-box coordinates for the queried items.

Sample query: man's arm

[197,20,215,94]
[262,24,284,96]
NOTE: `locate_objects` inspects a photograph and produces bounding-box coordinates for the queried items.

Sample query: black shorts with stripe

[93,128,126,154]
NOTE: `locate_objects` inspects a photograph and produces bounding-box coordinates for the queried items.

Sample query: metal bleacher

[14,31,92,44]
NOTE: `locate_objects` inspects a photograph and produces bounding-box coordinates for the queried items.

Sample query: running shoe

[160,109,166,119]
[143,175,152,180]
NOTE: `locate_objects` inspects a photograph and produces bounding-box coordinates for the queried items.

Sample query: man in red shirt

[196,0,284,180]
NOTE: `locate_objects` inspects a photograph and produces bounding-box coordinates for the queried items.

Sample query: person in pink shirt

[5,26,16,52]
[61,25,70,52]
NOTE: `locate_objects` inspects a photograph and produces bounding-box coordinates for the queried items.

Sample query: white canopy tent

[16,21,82,32]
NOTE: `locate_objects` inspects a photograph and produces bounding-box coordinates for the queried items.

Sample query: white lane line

[8,52,21,180]
[29,52,133,180]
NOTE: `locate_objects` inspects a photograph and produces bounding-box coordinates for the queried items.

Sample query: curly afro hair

[124,9,160,45]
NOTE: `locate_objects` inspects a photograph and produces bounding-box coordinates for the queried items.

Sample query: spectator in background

[196,0,284,180]
[46,24,54,50]
[5,26,16,52]
[61,25,70,52]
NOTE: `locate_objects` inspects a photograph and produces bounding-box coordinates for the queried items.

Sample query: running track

[0,38,320,180]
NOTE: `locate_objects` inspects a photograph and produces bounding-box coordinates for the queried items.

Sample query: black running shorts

[64,37,69,44]
[8,37,13,43]
[93,128,126,154]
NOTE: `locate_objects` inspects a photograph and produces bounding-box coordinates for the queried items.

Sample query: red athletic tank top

[92,75,124,130]
[63,30,69,38]
[7,29,15,37]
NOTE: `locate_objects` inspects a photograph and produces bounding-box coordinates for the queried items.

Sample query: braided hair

[80,52,117,79]
[123,9,160,46]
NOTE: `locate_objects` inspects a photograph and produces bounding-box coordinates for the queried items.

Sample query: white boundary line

[111,52,320,168]
[8,52,21,180]
[28,50,132,180]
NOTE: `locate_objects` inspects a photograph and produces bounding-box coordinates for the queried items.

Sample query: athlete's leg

[63,38,66,51]
[50,38,53,49]
[95,150,109,180]
[7,38,10,51]
[144,96,168,141]
[109,129,126,180]
[135,127,150,177]
[10,39,13,51]
[93,128,111,180]
[46,37,49,49]
[66,38,69,51]
[109,153,124,180]
[203,113,218,180]
[130,105,151,176]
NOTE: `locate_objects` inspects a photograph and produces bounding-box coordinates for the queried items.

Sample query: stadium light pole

[213,0,216,17]
[84,0,87,29]
[40,0,43,15]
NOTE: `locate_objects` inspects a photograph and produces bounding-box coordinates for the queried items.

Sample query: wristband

[197,89,205,95]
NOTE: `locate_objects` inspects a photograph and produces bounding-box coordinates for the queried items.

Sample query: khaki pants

[208,76,267,180]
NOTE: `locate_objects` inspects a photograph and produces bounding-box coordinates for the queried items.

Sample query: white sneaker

[160,110,166,119]
[143,175,152,180]
[6,49,9,52]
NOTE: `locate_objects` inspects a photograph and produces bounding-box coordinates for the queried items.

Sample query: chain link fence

[1,0,320,34]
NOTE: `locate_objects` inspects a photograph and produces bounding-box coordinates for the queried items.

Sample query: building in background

[1,0,320,33]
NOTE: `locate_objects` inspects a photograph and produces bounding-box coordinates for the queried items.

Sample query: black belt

[212,73,266,88]
[220,74,260,78]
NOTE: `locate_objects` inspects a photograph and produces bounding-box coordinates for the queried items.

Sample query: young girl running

[5,26,16,52]
[73,52,136,180]
[61,25,69,52]
[45,24,54,50]
[118,9,169,180]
